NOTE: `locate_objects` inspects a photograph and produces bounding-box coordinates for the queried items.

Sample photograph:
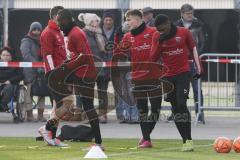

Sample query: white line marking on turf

[108,143,213,157]
[63,143,214,160]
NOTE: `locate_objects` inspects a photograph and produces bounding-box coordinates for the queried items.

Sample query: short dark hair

[180,3,194,13]
[50,6,64,19]
[0,46,13,55]
[0,46,14,60]
[57,9,73,23]
[125,9,142,19]
[154,14,169,27]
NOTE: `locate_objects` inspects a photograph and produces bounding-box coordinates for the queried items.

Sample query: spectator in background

[174,3,207,123]
[142,7,155,27]
[20,21,47,122]
[113,21,139,124]
[0,47,23,115]
[98,10,116,123]
[78,13,109,123]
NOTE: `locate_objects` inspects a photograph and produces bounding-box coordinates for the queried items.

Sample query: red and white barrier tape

[0,59,239,68]
[0,62,45,68]
[0,61,131,68]
[202,59,240,64]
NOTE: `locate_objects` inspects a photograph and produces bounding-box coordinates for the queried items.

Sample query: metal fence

[196,53,240,124]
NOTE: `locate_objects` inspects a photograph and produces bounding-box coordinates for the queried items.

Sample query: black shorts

[163,71,191,102]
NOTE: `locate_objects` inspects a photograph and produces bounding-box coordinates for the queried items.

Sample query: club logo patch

[130,37,135,42]
[175,37,181,43]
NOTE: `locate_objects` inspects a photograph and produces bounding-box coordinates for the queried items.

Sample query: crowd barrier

[196,53,240,125]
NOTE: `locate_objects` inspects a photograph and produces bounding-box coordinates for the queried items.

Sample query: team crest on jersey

[144,33,150,39]
[175,36,181,43]
[130,37,135,42]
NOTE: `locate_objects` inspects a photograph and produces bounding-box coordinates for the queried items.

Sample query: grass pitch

[0,138,239,160]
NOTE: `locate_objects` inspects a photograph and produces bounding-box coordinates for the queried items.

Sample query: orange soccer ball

[232,137,240,153]
[213,137,232,153]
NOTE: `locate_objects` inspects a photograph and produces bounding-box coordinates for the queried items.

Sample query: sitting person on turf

[0,47,23,112]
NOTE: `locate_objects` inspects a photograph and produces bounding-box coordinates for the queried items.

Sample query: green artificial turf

[0,138,239,160]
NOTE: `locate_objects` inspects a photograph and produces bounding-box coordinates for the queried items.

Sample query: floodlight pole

[3,0,8,46]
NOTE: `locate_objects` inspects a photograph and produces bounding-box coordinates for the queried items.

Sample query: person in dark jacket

[20,21,47,122]
[113,21,139,124]
[142,7,155,27]
[174,3,207,123]
[0,47,23,112]
[97,10,116,123]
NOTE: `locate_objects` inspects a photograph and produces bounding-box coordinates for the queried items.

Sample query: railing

[196,53,240,125]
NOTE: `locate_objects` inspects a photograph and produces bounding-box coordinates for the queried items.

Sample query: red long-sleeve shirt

[67,26,97,79]
[150,27,196,77]
[120,26,163,81]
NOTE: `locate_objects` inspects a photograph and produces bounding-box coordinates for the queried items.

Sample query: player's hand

[193,73,201,80]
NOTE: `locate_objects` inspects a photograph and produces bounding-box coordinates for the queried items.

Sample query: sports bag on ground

[58,125,94,142]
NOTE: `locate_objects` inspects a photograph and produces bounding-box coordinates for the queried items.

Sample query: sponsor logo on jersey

[144,33,151,39]
[162,48,183,56]
[132,43,151,52]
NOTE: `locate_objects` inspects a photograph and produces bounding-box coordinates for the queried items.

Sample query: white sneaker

[38,125,55,146]
[54,138,69,147]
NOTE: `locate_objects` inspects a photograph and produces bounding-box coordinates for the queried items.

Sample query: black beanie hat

[29,22,42,32]
[103,10,114,20]
[154,14,169,27]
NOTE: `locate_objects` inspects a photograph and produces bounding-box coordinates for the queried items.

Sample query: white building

[12,0,235,9]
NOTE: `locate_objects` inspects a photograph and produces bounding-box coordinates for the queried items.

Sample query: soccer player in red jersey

[57,9,103,149]
[150,14,202,152]
[119,9,164,148]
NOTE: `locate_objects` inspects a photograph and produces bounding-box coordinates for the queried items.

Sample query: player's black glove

[193,73,201,80]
